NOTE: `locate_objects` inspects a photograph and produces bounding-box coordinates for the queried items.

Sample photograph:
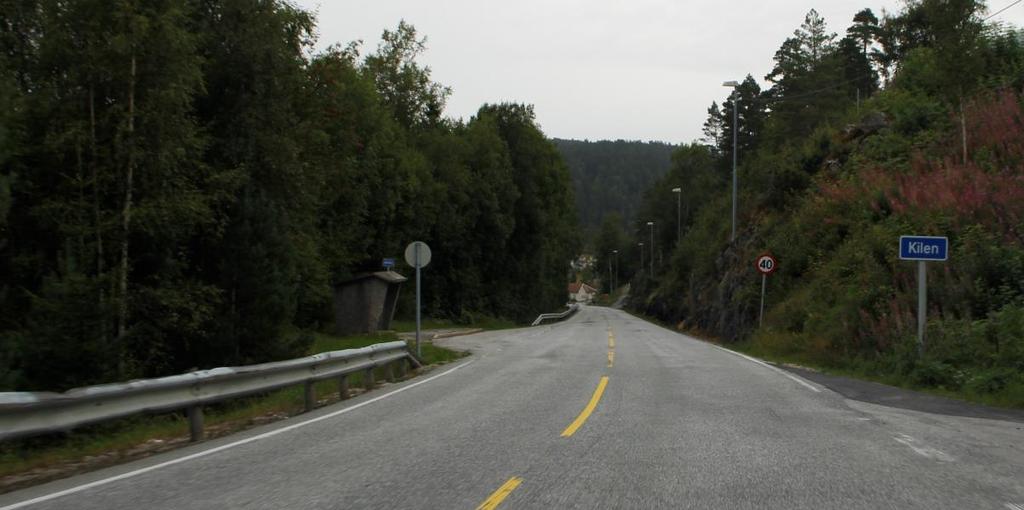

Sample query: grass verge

[0,330,466,492]
[733,339,1024,409]
[390,315,518,333]
[622,309,1024,410]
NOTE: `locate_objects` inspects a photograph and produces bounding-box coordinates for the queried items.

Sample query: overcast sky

[293,0,1024,144]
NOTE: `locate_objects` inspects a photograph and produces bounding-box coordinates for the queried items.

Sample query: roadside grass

[623,309,1024,410]
[0,330,465,489]
[390,315,518,332]
[733,340,1024,410]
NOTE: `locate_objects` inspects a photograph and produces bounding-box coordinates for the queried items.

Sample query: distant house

[568,282,598,303]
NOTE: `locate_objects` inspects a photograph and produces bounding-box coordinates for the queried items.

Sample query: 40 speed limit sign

[755,254,777,275]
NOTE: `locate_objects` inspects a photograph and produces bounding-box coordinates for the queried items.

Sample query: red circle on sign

[755,254,777,275]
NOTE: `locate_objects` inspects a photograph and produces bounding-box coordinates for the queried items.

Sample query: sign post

[755,254,778,327]
[404,241,432,358]
[899,235,948,356]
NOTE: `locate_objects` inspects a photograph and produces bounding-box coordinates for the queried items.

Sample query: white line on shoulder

[893,434,954,462]
[711,345,821,393]
[0,361,474,510]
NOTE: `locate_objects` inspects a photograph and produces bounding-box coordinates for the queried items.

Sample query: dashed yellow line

[476,477,523,510]
[607,330,615,367]
[561,376,609,437]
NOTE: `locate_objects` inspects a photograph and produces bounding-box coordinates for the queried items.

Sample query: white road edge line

[0,361,474,510]
[893,434,954,462]
[710,345,821,393]
[1004,502,1024,510]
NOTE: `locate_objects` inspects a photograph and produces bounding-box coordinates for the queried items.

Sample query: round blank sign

[404,241,432,268]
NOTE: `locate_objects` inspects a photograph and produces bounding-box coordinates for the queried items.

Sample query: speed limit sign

[755,254,777,275]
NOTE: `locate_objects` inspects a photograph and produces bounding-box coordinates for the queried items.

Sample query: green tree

[701,101,725,154]
[363,20,450,130]
[849,8,881,57]
[720,75,765,157]
[482,103,579,320]
[190,0,318,366]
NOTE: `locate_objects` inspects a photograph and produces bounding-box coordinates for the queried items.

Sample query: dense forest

[0,1,577,391]
[621,2,1024,405]
[553,138,675,237]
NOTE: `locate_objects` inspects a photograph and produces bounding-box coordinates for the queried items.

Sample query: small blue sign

[382,257,396,269]
[899,236,948,261]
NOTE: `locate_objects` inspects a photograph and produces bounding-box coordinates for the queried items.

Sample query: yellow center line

[476,477,523,510]
[561,376,609,437]
[607,329,616,367]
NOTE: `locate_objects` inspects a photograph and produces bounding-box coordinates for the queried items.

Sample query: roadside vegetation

[390,315,518,333]
[615,2,1024,408]
[0,1,577,394]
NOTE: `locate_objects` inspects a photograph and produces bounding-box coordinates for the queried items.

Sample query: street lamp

[612,249,619,292]
[607,254,613,295]
[672,187,682,244]
[638,242,644,275]
[723,80,740,242]
[647,221,655,278]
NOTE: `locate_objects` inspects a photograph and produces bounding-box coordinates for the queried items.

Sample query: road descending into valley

[2,306,1022,509]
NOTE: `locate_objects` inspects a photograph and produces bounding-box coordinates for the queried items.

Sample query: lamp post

[638,242,644,276]
[612,249,618,292]
[723,80,740,242]
[672,187,682,244]
[647,221,654,278]
[607,255,612,295]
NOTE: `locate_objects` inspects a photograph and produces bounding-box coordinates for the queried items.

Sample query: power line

[983,0,1023,21]
[751,73,874,105]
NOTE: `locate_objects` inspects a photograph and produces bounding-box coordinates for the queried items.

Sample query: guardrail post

[187,406,204,442]
[397,358,407,379]
[364,367,375,390]
[304,381,316,412]
[338,374,350,400]
[387,362,396,382]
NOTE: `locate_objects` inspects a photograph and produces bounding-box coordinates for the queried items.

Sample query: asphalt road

[2,306,1022,509]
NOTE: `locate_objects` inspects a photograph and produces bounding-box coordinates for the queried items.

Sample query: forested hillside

[0,2,577,391]
[625,2,1024,406]
[554,138,675,236]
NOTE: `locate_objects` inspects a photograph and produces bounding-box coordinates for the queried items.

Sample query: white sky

[293,1,1024,144]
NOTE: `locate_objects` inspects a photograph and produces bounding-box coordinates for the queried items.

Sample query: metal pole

[759,273,766,328]
[732,92,739,242]
[649,224,654,278]
[614,253,618,291]
[677,191,682,244]
[415,244,422,358]
[639,244,644,275]
[608,258,612,294]
[917,260,926,356]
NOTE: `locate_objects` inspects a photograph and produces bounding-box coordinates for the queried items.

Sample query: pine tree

[701,102,725,153]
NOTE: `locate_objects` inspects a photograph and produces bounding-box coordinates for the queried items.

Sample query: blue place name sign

[382,257,396,269]
[899,236,948,261]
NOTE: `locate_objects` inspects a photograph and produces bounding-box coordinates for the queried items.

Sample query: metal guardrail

[531,303,580,326]
[0,341,420,442]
